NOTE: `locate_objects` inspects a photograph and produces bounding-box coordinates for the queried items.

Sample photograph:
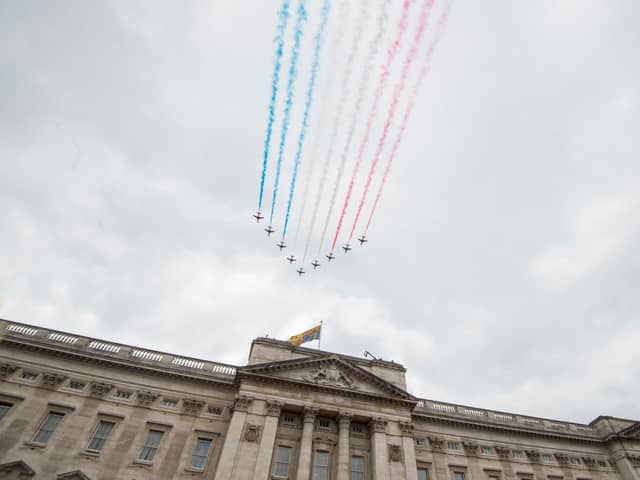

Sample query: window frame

[0,401,14,421]
[32,411,66,445]
[273,444,293,479]
[351,455,365,480]
[189,437,213,471]
[86,419,116,452]
[135,423,171,464]
[418,467,431,480]
[313,450,330,480]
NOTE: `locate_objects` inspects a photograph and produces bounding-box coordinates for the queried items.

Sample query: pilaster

[370,417,390,480]
[337,413,353,480]
[214,395,253,480]
[295,406,319,480]
[254,400,283,480]
[400,422,418,480]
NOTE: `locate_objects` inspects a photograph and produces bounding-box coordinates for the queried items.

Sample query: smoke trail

[292,0,349,250]
[268,0,308,226]
[348,0,435,241]
[316,0,393,257]
[281,0,332,241]
[257,0,291,212]
[301,0,369,261]
[365,0,454,234]
[327,0,412,253]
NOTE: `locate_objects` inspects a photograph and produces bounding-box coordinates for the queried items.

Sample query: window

[448,441,461,450]
[481,447,493,455]
[69,381,86,390]
[190,438,212,470]
[415,438,427,447]
[418,469,430,480]
[513,451,525,459]
[542,455,554,462]
[115,390,131,399]
[318,418,332,430]
[21,371,38,381]
[0,402,12,420]
[273,446,292,478]
[351,456,365,480]
[207,405,223,415]
[313,451,330,480]
[597,460,607,467]
[161,398,178,408]
[33,412,64,444]
[570,458,581,465]
[87,420,115,451]
[282,414,297,425]
[351,424,365,434]
[453,472,466,480]
[138,430,164,462]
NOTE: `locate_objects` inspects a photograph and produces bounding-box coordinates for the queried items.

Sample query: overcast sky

[1,0,639,424]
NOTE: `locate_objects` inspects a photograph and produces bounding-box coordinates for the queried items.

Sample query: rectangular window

[21,371,38,380]
[481,447,493,455]
[87,420,115,451]
[313,451,330,480]
[351,456,365,480]
[190,437,212,469]
[418,468,430,480]
[274,446,292,478]
[0,402,12,420]
[33,412,64,444]
[453,472,466,480]
[448,442,461,450]
[161,399,178,407]
[69,381,86,390]
[513,451,525,459]
[138,430,164,462]
[115,390,131,399]
[207,406,223,415]
[542,455,554,462]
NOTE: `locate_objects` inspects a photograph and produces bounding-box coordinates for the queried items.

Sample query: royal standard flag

[288,324,321,347]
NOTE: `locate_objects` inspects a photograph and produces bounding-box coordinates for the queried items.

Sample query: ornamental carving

[462,441,479,456]
[399,422,414,437]
[494,446,511,459]
[581,456,596,468]
[389,444,403,462]
[243,423,262,442]
[0,363,18,378]
[182,398,205,416]
[525,450,541,463]
[428,436,445,451]
[137,391,159,406]
[266,400,283,417]
[89,382,113,398]
[234,395,253,412]
[303,407,319,424]
[41,372,66,389]
[554,453,569,465]
[302,367,358,390]
[369,417,388,434]
[337,413,353,429]
[628,455,640,468]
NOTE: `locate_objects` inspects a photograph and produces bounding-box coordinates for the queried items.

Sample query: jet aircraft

[342,243,352,253]
[296,267,306,276]
[325,252,336,262]
[253,211,264,222]
[357,235,368,245]
[286,255,296,264]
[311,260,321,269]
[276,241,287,251]
[264,225,275,236]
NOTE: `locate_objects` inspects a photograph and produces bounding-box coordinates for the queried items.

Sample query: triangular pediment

[240,355,415,403]
[0,460,36,477]
[57,471,91,480]
[620,422,640,439]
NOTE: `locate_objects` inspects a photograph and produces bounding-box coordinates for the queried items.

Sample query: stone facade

[0,319,638,480]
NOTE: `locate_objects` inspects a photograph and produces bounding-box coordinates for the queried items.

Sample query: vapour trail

[257,0,291,213]
[365,0,454,234]
[301,0,369,262]
[268,0,308,227]
[328,0,412,253]
[348,0,436,242]
[281,0,332,241]
[316,0,393,258]
[292,0,349,250]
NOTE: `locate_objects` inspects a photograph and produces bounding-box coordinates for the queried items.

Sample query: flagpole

[318,320,323,350]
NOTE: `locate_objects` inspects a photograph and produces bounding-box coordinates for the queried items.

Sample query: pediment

[57,471,91,480]
[0,460,36,477]
[620,422,640,439]
[240,355,415,403]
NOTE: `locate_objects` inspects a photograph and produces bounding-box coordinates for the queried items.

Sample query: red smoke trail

[364,0,453,235]
[348,0,435,242]
[329,0,412,252]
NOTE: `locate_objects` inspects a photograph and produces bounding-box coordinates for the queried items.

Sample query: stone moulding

[494,445,511,459]
[89,382,113,398]
[369,417,388,434]
[137,391,160,406]
[462,441,479,456]
[182,398,205,416]
[265,399,283,417]
[234,395,253,412]
[0,362,18,378]
[428,436,445,451]
[399,421,414,437]
[41,372,66,389]
[554,453,569,464]
[525,450,541,463]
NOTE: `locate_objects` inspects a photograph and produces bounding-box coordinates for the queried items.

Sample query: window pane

[419,469,430,480]
[277,445,292,463]
[147,430,164,447]
[351,456,364,472]
[138,430,164,461]
[454,472,466,480]
[313,451,329,480]
[274,446,291,477]
[191,438,212,469]
[0,403,12,419]
[33,413,64,444]
[88,421,115,451]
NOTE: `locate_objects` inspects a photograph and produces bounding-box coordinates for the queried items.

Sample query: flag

[288,324,321,346]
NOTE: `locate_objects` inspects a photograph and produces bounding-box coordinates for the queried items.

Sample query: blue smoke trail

[281,0,332,241]
[268,0,308,226]
[257,0,291,212]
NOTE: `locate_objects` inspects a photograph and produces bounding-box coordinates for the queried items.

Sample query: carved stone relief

[0,363,18,378]
[89,382,113,398]
[41,372,66,389]
[266,400,283,417]
[399,422,414,437]
[137,391,159,406]
[303,406,319,424]
[525,450,541,463]
[302,367,358,390]
[243,423,262,442]
[369,417,388,434]
[581,456,596,468]
[337,413,353,430]
[428,436,445,451]
[554,453,569,465]
[182,398,205,416]
[462,441,479,456]
[389,444,403,462]
[494,445,511,459]
[234,395,253,412]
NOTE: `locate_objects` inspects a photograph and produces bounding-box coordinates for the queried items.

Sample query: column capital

[233,395,254,412]
[399,421,414,437]
[265,400,283,417]
[303,406,319,424]
[337,413,353,430]
[369,417,388,434]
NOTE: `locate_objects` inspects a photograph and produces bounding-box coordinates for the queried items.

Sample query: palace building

[0,318,638,480]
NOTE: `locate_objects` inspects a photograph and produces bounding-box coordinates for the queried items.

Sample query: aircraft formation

[254,0,453,276]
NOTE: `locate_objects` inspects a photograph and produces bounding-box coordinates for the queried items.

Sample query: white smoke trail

[316,0,392,257]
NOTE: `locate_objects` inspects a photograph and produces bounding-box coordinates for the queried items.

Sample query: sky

[1,0,639,424]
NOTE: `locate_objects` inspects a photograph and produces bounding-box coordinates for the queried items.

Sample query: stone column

[370,417,390,480]
[337,413,353,480]
[611,451,640,480]
[400,422,418,480]
[214,395,253,480]
[254,400,283,480]
[296,407,318,480]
